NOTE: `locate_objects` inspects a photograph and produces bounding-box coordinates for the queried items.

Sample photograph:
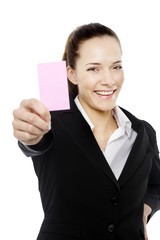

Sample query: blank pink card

[37,61,70,111]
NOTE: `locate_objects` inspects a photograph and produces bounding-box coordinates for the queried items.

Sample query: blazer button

[108,224,115,233]
[112,197,118,206]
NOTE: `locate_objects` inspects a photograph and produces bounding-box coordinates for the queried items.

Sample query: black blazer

[19,98,160,240]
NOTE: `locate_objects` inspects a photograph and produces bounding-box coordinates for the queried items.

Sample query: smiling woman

[67,36,124,115]
[12,23,160,240]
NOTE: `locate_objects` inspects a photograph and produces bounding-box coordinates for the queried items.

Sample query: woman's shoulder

[119,106,156,135]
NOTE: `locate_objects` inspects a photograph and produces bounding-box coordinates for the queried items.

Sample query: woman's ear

[67,66,78,85]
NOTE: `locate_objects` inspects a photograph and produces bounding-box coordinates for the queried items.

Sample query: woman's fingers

[20,99,51,122]
[12,119,47,136]
[12,98,51,145]
[13,109,50,132]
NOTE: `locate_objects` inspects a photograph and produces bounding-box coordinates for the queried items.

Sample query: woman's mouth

[94,89,116,97]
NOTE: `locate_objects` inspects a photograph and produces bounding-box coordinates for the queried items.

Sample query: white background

[0,0,160,239]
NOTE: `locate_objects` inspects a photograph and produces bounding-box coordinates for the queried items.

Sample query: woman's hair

[62,23,121,98]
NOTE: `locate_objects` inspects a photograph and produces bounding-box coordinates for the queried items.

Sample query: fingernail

[48,121,51,130]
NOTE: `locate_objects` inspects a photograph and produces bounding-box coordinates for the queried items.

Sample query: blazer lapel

[56,98,120,190]
[118,109,149,187]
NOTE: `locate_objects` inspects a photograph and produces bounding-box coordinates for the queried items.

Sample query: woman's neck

[79,98,117,133]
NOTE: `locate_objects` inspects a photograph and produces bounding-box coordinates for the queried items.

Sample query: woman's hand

[143,204,152,240]
[12,99,51,145]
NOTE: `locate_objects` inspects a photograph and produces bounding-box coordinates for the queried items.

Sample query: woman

[12,23,160,240]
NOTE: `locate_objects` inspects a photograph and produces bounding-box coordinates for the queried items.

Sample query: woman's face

[67,36,124,113]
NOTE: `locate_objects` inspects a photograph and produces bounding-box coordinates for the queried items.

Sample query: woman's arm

[143,122,160,219]
[143,122,160,239]
[18,129,54,157]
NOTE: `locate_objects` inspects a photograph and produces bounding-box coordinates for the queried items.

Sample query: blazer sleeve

[18,129,54,157]
[143,121,160,221]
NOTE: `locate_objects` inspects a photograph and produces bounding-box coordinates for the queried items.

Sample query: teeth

[96,90,114,96]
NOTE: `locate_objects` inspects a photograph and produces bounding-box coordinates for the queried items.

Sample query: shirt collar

[74,96,94,130]
[112,105,132,137]
[74,96,132,137]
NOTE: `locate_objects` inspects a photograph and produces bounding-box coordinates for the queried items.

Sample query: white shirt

[74,96,137,180]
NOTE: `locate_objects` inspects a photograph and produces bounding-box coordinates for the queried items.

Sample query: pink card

[37,61,70,111]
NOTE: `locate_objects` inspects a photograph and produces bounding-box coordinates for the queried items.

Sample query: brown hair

[62,23,121,98]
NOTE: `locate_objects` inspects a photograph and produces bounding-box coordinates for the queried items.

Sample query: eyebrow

[113,60,122,64]
[85,60,122,66]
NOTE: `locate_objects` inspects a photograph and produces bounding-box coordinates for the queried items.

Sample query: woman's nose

[100,69,115,86]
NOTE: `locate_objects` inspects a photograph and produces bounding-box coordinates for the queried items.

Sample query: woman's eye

[87,67,98,72]
[113,65,122,70]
